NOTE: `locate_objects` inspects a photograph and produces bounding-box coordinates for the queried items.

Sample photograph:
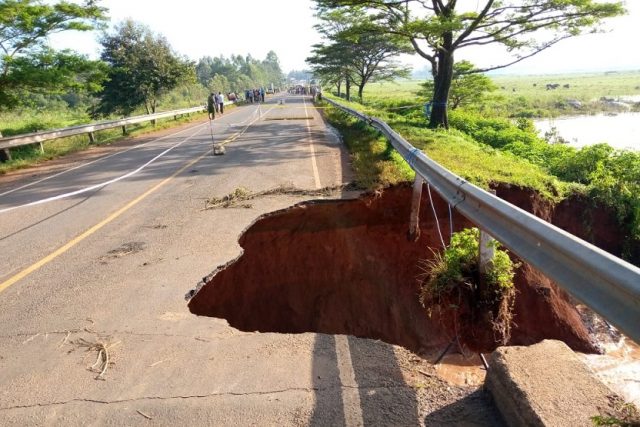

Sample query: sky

[47,0,640,75]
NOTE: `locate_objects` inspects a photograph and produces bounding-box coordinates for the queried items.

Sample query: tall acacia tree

[316,0,625,128]
[0,0,107,108]
[94,20,194,117]
[307,7,411,101]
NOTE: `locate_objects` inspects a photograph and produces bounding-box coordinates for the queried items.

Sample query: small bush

[419,228,518,344]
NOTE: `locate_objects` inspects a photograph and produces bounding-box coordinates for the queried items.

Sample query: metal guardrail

[0,105,207,150]
[325,97,640,343]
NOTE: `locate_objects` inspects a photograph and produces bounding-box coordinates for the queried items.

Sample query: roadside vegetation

[320,88,640,260]
[0,111,208,175]
[0,0,287,170]
[419,228,518,345]
[311,0,637,262]
[364,71,640,118]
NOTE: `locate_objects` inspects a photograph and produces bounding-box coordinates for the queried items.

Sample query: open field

[362,70,640,117]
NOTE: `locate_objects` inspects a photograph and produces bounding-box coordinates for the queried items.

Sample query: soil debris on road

[204,183,357,210]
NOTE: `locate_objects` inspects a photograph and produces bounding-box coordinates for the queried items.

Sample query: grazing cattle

[546,83,560,90]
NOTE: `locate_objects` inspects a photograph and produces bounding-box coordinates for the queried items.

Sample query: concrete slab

[486,339,625,427]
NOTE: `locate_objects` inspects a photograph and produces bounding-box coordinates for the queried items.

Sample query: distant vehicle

[266,89,274,94]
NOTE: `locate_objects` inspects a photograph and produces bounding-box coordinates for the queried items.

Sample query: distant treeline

[0,0,288,121]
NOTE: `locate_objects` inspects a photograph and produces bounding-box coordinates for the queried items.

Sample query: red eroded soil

[188,184,630,354]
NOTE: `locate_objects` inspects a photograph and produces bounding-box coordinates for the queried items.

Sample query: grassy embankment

[0,111,210,175]
[321,72,640,259]
[0,83,213,174]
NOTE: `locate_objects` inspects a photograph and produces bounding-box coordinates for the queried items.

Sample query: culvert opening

[188,184,602,355]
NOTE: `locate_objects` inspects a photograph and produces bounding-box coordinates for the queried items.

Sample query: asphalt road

[0,95,501,426]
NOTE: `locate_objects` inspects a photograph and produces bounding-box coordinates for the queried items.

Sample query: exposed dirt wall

[189,184,624,354]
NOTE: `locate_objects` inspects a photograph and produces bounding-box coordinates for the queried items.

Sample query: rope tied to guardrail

[424,101,448,116]
[406,147,421,169]
[427,183,447,248]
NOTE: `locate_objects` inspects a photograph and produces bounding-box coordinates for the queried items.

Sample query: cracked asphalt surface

[0,95,502,426]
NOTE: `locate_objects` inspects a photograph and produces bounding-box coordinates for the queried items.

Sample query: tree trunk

[0,131,10,163]
[345,78,351,101]
[429,42,454,129]
[151,100,157,126]
[336,80,342,97]
[358,83,365,101]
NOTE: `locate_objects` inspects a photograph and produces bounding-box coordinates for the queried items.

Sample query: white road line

[334,335,365,426]
[0,125,206,215]
[303,96,322,190]
[0,122,208,198]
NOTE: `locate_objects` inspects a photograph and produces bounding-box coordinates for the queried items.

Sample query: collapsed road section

[187,184,629,355]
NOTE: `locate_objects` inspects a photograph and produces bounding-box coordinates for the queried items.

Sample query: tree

[307,6,411,100]
[195,52,285,94]
[307,42,354,99]
[316,0,625,128]
[418,60,496,110]
[94,20,194,117]
[0,0,107,108]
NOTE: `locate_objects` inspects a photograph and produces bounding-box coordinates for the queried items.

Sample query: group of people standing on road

[208,87,271,120]
[207,92,225,120]
[245,88,265,104]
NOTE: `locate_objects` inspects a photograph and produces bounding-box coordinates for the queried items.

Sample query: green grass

[323,88,639,260]
[361,70,640,118]
[322,94,566,199]
[1,109,91,137]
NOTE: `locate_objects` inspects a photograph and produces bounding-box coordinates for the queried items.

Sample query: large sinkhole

[188,184,624,355]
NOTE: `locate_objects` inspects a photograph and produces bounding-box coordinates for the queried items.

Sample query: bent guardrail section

[0,105,207,151]
[325,97,640,343]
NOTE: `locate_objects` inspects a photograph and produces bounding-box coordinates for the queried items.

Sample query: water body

[535,112,640,151]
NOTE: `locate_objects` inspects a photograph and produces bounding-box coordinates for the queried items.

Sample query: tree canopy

[0,0,108,108]
[307,6,411,100]
[195,51,285,94]
[93,20,194,117]
[315,0,625,127]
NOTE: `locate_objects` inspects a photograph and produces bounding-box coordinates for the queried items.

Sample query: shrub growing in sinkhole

[419,228,518,345]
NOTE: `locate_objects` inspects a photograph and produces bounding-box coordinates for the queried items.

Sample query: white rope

[427,183,446,248]
[448,204,454,240]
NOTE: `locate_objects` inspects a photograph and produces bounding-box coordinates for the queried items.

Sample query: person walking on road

[207,92,216,120]
[217,92,225,114]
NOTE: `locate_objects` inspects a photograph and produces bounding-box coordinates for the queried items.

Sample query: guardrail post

[478,190,497,290]
[479,229,495,275]
[0,131,10,162]
[408,174,424,242]
[88,132,96,144]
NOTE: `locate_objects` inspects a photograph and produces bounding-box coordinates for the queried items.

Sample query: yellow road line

[0,107,263,294]
[0,151,208,294]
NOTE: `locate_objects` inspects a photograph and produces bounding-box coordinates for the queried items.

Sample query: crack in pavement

[0,384,414,411]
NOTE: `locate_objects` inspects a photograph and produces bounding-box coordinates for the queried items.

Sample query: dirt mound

[189,184,616,354]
